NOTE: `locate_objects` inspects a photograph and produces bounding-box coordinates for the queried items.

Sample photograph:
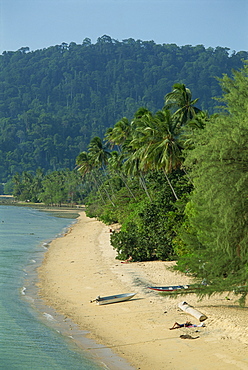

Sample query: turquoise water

[0,205,104,370]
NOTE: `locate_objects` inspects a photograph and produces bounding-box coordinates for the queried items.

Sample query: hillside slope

[0,36,247,181]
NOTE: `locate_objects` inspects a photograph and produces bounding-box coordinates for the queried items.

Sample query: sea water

[0,205,105,370]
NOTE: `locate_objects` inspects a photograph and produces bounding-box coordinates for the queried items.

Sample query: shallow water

[0,205,105,369]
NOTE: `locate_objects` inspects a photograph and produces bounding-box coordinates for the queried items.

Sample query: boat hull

[148,285,191,292]
[96,293,136,305]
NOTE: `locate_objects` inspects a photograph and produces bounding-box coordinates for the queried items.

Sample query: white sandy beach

[38,211,248,370]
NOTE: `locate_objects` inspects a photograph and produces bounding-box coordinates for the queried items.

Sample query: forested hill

[0,35,247,182]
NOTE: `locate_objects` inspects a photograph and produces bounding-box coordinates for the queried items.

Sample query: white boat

[91,293,136,305]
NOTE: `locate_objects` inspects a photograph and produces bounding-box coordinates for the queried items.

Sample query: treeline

[75,64,247,305]
[11,168,83,205]
[1,35,248,182]
[10,63,248,304]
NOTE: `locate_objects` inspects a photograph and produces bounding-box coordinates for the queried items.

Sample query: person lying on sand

[170,321,205,330]
[121,256,133,264]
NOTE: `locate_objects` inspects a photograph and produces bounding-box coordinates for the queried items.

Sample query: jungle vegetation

[0,36,247,183]
[75,63,248,305]
[2,38,247,304]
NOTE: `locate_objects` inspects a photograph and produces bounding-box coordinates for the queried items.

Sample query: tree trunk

[163,170,179,200]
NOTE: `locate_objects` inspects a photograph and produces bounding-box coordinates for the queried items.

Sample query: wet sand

[38,212,248,370]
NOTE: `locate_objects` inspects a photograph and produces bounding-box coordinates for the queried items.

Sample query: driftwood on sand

[178,301,207,322]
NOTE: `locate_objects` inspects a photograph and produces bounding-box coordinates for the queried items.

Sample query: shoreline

[38,212,248,370]
[37,211,134,369]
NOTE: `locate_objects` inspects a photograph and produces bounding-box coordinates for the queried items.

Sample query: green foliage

[80,87,199,261]
[0,182,4,194]
[4,180,14,194]
[167,248,248,306]
[0,39,247,182]
[79,62,248,305]
[84,175,142,223]
[175,62,248,304]
[6,48,246,305]
[109,172,192,261]
[110,223,143,261]
[12,171,43,202]
[184,115,248,260]
[12,169,83,205]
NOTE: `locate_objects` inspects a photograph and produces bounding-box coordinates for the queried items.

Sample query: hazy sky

[1,0,248,54]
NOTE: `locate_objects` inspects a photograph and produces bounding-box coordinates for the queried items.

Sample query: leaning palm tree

[76,151,93,177]
[88,137,116,206]
[76,150,107,204]
[108,151,136,199]
[123,154,152,201]
[105,117,132,150]
[164,83,201,126]
[130,108,183,200]
[88,136,110,168]
[121,111,154,201]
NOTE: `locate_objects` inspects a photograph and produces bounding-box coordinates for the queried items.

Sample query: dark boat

[148,285,192,292]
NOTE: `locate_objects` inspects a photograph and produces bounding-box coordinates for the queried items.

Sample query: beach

[38,211,248,370]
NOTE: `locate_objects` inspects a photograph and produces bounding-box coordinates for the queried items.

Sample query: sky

[0,0,248,54]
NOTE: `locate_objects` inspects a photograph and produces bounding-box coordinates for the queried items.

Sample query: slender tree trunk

[102,165,116,200]
[181,165,194,185]
[90,173,106,204]
[93,170,116,207]
[163,170,179,200]
[118,172,136,199]
[139,173,152,201]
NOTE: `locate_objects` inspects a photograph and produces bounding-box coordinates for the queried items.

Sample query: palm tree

[104,127,115,149]
[76,151,93,176]
[146,109,183,173]
[88,136,110,168]
[130,108,183,200]
[31,168,44,202]
[12,173,23,198]
[108,151,136,199]
[122,150,152,201]
[133,107,152,119]
[76,150,106,204]
[88,137,116,206]
[118,112,153,201]
[105,117,131,150]
[164,83,201,126]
